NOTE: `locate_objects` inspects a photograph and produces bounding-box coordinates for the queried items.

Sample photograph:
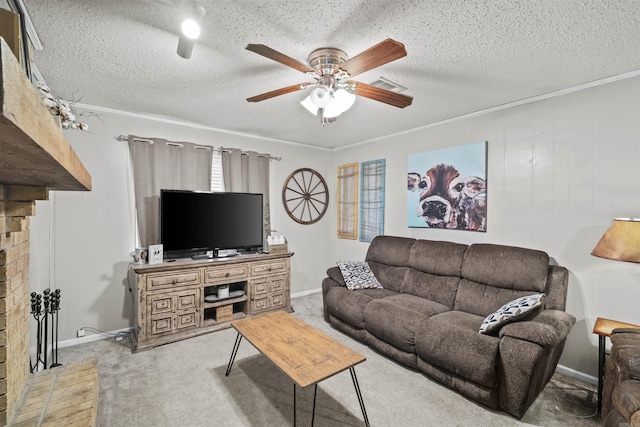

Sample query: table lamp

[591,218,640,263]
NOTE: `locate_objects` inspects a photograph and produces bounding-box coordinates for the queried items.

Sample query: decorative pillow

[336,261,383,291]
[479,294,545,335]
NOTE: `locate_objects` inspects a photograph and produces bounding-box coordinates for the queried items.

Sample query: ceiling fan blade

[246,44,316,74]
[247,83,309,102]
[350,82,413,108]
[337,39,407,77]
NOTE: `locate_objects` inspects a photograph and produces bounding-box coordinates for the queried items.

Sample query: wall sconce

[177,1,205,59]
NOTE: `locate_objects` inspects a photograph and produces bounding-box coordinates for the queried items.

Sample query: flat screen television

[160,190,263,259]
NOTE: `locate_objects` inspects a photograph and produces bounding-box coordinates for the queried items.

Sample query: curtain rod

[117,134,210,150]
[116,135,281,161]
[217,147,281,161]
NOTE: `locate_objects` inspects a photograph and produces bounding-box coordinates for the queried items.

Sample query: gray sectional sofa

[322,235,575,418]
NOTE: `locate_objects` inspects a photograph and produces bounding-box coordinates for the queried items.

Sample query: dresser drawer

[150,295,174,315]
[251,260,287,276]
[270,292,286,310]
[150,314,173,335]
[252,278,269,295]
[148,289,199,316]
[204,265,248,283]
[251,295,269,314]
[146,270,201,291]
[176,311,199,330]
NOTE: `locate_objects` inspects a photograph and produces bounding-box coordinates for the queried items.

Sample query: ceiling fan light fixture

[300,95,319,115]
[322,103,342,119]
[309,86,331,108]
[323,89,356,119]
[333,88,356,111]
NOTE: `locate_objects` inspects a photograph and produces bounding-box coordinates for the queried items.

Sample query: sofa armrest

[499,310,576,348]
[326,266,347,287]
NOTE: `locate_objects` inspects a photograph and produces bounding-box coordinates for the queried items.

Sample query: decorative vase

[218,285,229,299]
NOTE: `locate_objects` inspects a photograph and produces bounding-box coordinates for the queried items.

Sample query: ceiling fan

[245,38,413,124]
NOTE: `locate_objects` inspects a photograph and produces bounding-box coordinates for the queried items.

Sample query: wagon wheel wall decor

[282,168,329,224]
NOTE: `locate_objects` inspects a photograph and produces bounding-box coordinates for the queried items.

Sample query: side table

[592,317,640,412]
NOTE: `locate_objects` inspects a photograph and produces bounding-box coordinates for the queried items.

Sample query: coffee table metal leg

[311,384,318,427]
[225,333,243,376]
[350,367,370,427]
[293,383,297,426]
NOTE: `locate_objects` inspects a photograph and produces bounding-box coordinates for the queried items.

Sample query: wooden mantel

[0,37,91,191]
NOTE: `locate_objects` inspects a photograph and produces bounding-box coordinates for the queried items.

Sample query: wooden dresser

[131,252,293,352]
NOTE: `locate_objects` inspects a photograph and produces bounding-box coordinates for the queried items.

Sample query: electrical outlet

[77,328,85,338]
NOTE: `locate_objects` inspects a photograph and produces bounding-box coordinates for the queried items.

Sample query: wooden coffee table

[225,310,369,426]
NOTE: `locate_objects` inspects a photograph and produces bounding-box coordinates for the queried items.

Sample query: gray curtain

[129,135,212,247]
[221,148,271,237]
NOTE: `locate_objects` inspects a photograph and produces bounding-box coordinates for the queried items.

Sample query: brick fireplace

[0,185,47,424]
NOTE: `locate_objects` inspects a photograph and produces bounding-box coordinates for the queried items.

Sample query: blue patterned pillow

[479,294,545,335]
[337,261,383,290]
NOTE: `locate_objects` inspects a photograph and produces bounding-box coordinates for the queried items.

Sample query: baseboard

[291,288,322,298]
[58,327,134,349]
[556,363,597,385]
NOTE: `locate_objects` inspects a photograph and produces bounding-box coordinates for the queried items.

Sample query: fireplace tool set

[30,288,62,372]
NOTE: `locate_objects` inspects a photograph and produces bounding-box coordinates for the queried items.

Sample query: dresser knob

[225,272,230,277]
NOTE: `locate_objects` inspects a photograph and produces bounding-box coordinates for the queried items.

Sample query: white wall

[29,108,333,342]
[331,75,640,379]
[29,74,640,380]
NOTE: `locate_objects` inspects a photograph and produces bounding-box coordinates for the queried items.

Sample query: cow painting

[407,142,487,231]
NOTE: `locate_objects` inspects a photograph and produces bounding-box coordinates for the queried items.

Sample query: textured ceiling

[25,0,640,149]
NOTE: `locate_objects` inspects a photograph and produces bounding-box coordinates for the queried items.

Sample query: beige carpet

[58,292,599,426]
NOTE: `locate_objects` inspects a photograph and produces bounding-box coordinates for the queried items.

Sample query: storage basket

[268,239,288,254]
[216,304,233,322]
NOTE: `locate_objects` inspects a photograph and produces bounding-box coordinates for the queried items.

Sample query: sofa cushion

[479,294,545,335]
[367,262,409,292]
[454,279,547,318]
[415,311,500,388]
[401,269,460,310]
[461,243,549,292]
[407,239,467,276]
[366,235,415,267]
[366,236,416,292]
[337,261,383,290]
[325,286,397,328]
[364,295,449,353]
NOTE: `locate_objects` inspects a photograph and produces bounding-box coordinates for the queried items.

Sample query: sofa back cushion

[454,244,549,317]
[401,239,468,309]
[366,236,415,292]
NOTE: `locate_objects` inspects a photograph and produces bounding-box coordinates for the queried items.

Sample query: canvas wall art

[407,141,487,231]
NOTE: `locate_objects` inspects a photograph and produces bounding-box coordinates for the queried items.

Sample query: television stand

[131,252,293,352]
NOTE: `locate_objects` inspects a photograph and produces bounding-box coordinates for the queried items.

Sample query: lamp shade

[309,86,331,108]
[323,89,356,118]
[591,218,640,263]
[300,95,318,115]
